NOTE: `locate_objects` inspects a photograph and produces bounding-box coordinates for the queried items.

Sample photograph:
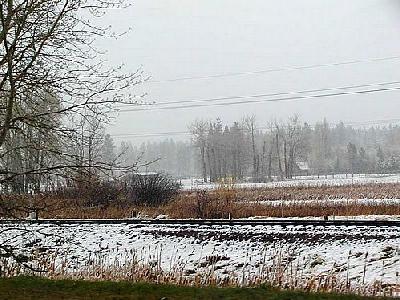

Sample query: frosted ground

[2,174,399,294]
[2,222,399,292]
[248,198,400,207]
[181,173,400,190]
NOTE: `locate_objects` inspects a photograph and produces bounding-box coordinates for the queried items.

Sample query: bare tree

[0,0,144,272]
[0,0,142,189]
[283,115,302,179]
[190,120,209,182]
[274,122,285,180]
[243,115,260,181]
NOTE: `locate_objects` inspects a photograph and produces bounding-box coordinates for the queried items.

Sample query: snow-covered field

[1,222,399,292]
[181,174,400,190]
[250,198,400,207]
[248,215,400,221]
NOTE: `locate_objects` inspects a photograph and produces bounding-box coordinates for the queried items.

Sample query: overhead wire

[145,55,400,83]
[116,80,400,112]
[110,54,400,138]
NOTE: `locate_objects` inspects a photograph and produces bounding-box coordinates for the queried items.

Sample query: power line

[112,131,189,138]
[145,55,400,84]
[110,118,400,139]
[116,80,400,112]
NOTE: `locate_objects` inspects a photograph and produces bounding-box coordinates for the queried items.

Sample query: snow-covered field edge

[1,223,399,297]
[180,174,400,191]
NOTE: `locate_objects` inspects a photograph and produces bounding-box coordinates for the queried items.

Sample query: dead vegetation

[164,187,400,219]
[234,183,400,201]
[1,243,399,297]
[2,183,400,219]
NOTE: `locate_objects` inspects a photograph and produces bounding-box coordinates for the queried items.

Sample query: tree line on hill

[119,116,400,182]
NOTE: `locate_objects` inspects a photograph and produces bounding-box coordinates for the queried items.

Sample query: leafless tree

[0,0,142,190]
[190,120,209,182]
[243,115,260,181]
[0,0,144,272]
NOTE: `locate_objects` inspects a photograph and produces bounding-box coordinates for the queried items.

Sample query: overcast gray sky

[98,0,400,143]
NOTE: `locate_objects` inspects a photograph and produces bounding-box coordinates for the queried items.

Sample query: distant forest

[118,116,400,182]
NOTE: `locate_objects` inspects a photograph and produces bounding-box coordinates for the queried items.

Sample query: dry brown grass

[0,195,136,219]
[233,183,400,201]
[163,189,400,219]
[2,243,399,297]
[2,182,400,219]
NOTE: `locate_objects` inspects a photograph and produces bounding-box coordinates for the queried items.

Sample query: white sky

[96,0,400,143]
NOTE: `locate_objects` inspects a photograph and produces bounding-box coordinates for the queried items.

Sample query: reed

[2,182,400,219]
[1,244,399,297]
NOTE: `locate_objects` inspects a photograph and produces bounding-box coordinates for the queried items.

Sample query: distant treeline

[119,116,400,182]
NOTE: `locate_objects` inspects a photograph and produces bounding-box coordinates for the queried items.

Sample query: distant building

[295,161,310,176]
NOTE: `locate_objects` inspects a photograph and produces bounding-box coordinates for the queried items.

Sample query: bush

[85,180,120,206]
[55,178,121,206]
[125,173,181,206]
[166,188,239,219]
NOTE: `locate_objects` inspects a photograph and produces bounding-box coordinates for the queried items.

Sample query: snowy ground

[248,198,400,206]
[180,174,400,190]
[1,222,399,290]
[246,215,400,221]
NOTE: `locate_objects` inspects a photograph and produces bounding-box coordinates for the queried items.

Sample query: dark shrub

[55,178,120,206]
[85,180,120,206]
[126,173,181,206]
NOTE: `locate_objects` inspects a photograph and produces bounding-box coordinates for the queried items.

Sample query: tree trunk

[200,146,207,182]
[276,133,284,180]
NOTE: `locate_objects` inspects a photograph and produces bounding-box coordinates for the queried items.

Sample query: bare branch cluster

[0,0,140,193]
